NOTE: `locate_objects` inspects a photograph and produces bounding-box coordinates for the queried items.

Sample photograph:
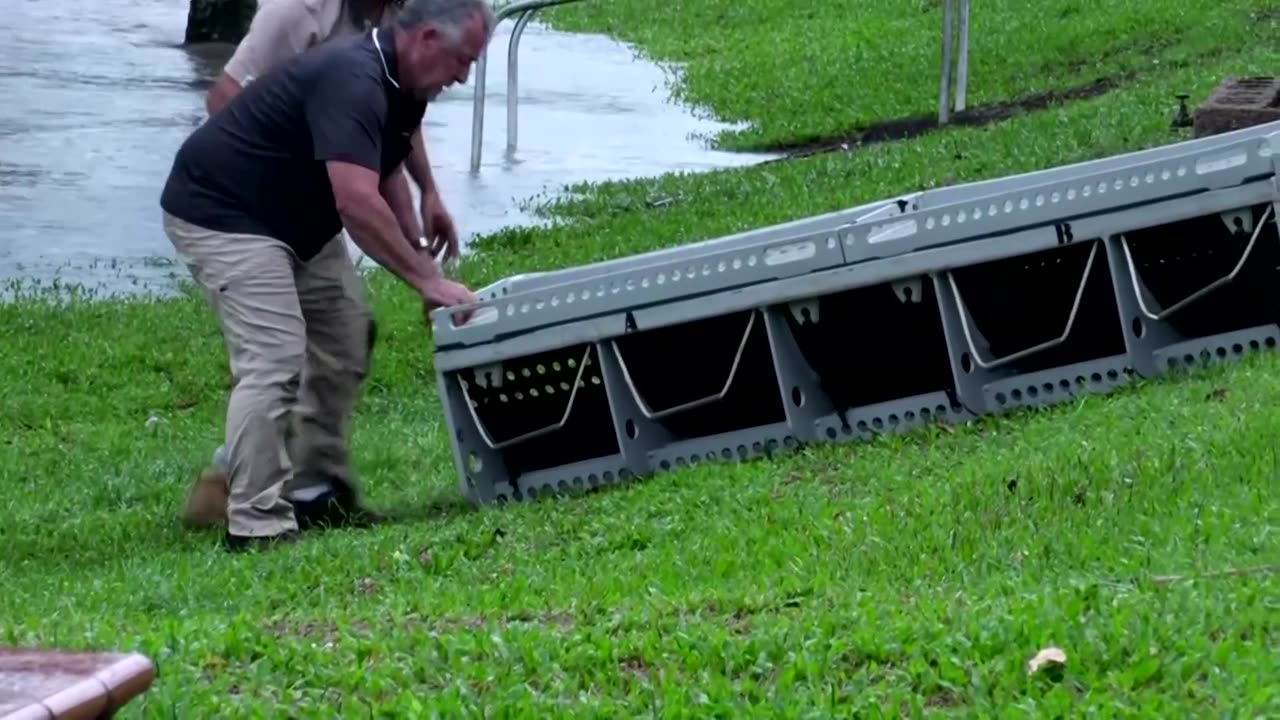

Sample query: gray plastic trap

[432,120,1280,506]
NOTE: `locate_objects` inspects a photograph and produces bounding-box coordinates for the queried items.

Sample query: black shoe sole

[223,529,301,553]
[292,487,388,532]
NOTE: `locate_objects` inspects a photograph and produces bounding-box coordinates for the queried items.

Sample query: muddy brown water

[0,0,775,300]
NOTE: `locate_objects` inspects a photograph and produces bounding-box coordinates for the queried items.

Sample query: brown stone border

[1194,76,1280,138]
[0,648,155,720]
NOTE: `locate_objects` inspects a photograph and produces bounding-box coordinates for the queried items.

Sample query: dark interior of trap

[460,343,620,477]
[785,279,958,413]
[1123,202,1280,339]
[611,308,787,439]
[948,237,1128,374]
[454,205,1280,479]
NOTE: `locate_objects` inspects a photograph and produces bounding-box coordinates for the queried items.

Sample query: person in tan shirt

[206,0,459,262]
[182,0,470,531]
[209,0,393,113]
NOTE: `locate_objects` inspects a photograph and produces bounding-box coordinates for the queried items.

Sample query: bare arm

[404,124,461,259]
[306,65,472,312]
[403,127,437,195]
[378,166,424,246]
[207,0,316,116]
[329,161,440,294]
[206,73,243,116]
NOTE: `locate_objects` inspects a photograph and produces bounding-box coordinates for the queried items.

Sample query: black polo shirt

[160,29,426,261]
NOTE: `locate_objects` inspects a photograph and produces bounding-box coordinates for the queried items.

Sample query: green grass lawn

[543,0,1280,151]
[3,0,1279,716]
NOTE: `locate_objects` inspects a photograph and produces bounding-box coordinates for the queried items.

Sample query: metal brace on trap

[788,300,819,324]
[472,363,504,389]
[1220,209,1254,235]
[892,277,924,304]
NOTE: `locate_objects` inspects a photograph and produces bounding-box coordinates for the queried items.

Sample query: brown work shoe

[182,468,230,528]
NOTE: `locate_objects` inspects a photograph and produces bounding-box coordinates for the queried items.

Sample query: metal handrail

[470,0,588,173]
[470,0,964,168]
[938,0,970,124]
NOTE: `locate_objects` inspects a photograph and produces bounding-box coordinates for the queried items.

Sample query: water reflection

[0,0,774,299]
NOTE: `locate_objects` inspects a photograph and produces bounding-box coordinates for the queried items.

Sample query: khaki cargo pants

[163,212,373,538]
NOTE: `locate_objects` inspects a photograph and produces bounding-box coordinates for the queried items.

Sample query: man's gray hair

[392,0,496,43]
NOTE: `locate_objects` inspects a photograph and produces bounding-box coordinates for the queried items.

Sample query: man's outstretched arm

[307,65,472,314]
[403,128,437,196]
[403,127,460,259]
[328,160,473,310]
[379,166,424,248]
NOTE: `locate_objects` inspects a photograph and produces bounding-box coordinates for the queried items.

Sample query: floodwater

[0,0,774,299]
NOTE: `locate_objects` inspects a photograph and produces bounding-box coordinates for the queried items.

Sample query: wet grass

[543,0,1280,151]
[3,5,1280,719]
[472,36,1279,280]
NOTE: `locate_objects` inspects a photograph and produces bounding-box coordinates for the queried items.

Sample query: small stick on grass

[1150,564,1280,586]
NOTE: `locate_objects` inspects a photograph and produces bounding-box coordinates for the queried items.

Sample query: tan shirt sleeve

[221,0,324,85]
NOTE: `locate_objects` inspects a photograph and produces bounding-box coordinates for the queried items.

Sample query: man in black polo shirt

[159,0,495,552]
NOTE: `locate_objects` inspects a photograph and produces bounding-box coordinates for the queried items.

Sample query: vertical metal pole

[955,0,969,113]
[468,0,583,174]
[938,0,954,124]
[470,47,489,173]
[507,10,535,157]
